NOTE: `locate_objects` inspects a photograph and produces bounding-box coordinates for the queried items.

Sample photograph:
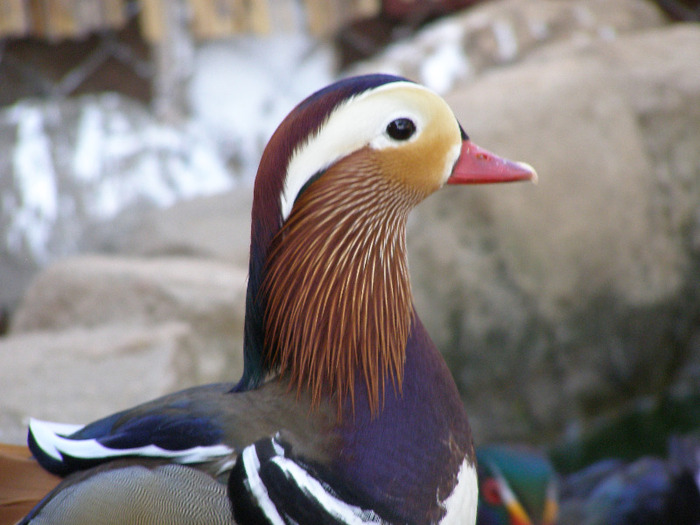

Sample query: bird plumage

[476,445,558,525]
[7,74,535,524]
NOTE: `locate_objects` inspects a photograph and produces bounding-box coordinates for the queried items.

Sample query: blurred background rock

[1,0,699,521]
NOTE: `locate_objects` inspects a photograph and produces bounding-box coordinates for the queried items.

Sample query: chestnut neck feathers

[235,74,465,419]
[263,147,418,416]
[236,75,410,393]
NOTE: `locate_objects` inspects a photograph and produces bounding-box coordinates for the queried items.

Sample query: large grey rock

[79,189,253,268]
[0,322,195,444]
[409,24,700,442]
[11,256,247,385]
[348,0,666,94]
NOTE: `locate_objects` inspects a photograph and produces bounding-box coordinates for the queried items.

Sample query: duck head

[477,446,559,525]
[236,74,536,416]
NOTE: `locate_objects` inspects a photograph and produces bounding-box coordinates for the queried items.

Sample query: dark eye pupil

[386,118,416,141]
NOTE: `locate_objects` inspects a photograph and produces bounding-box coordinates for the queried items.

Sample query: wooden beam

[0,0,29,38]
[139,0,166,42]
[150,0,194,122]
[190,0,237,39]
[246,0,270,34]
[102,0,127,27]
[303,0,379,36]
[46,0,81,39]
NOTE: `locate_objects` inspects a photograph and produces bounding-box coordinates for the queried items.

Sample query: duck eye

[386,118,416,141]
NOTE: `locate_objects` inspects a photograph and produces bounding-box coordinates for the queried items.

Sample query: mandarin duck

[14,74,536,524]
[476,446,558,525]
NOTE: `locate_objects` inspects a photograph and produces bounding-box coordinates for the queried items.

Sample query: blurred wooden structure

[0,0,126,40]
[0,0,381,41]
[0,0,477,118]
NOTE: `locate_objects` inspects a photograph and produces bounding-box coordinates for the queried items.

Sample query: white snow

[492,19,519,62]
[189,33,335,181]
[417,19,471,94]
[420,42,470,94]
[1,33,336,266]
[349,15,473,95]
[7,105,58,262]
[73,101,105,182]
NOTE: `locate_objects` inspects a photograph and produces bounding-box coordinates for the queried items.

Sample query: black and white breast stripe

[229,435,385,525]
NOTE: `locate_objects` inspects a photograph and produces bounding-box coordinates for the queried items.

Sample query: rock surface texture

[411,23,700,441]
[1,0,699,449]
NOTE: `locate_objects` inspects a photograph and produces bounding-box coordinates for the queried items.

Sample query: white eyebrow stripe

[279,81,433,221]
